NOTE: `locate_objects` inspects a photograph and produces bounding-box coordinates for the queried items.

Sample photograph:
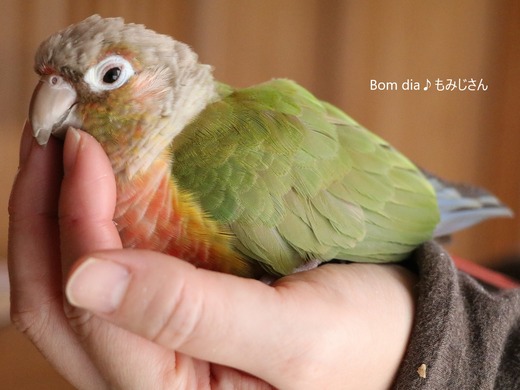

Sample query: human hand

[8,122,417,389]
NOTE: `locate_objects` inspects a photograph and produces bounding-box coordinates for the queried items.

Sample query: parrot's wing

[171,79,439,275]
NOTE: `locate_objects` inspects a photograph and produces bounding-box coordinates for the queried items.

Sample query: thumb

[64,249,303,387]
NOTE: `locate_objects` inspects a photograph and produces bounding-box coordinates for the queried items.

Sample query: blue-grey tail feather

[423,171,513,237]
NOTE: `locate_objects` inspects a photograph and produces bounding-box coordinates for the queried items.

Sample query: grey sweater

[395,242,520,388]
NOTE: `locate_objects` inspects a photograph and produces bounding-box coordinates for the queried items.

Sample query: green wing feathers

[171,79,439,275]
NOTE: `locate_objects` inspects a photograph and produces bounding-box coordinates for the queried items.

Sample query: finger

[8,121,62,315]
[59,128,122,272]
[8,122,105,388]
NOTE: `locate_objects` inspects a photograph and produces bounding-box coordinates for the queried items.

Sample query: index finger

[7,123,106,388]
[8,121,63,311]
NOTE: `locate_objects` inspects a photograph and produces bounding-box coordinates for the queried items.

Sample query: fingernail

[66,257,131,313]
[63,128,81,175]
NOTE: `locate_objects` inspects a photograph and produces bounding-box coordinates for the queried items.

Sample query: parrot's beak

[29,75,80,146]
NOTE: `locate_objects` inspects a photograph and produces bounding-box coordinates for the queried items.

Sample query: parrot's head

[30,14,217,178]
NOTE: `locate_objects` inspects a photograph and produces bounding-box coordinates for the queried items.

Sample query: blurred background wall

[0,0,519,387]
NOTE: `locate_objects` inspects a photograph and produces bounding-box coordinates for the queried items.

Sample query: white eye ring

[84,55,135,92]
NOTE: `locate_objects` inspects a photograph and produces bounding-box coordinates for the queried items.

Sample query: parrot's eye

[84,55,135,93]
[103,67,122,84]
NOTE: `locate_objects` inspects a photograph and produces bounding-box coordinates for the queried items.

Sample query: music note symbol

[423,79,431,91]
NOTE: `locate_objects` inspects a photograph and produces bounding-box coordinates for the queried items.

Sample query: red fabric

[453,255,520,290]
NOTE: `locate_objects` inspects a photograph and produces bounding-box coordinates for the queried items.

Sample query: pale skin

[8,122,417,389]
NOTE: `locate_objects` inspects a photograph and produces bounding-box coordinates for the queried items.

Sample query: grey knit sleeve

[394,241,520,389]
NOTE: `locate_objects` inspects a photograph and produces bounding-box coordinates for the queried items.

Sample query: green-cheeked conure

[29,15,512,278]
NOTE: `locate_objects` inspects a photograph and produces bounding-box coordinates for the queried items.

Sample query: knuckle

[63,303,96,342]
[10,302,53,345]
[150,277,205,349]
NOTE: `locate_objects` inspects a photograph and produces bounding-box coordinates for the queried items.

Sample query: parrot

[28,15,512,278]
